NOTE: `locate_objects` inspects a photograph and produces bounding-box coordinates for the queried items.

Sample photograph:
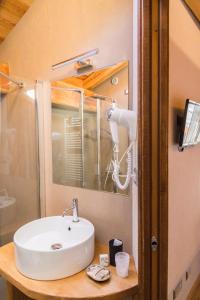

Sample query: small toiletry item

[109,238,123,266]
[99,254,109,267]
[86,264,111,282]
[115,252,130,278]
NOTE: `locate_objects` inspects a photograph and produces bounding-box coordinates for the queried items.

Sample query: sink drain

[51,243,63,250]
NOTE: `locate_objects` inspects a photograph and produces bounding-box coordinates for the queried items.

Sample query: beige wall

[0,0,135,253]
[0,0,133,81]
[168,0,200,298]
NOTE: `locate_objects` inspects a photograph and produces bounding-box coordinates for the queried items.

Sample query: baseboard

[168,251,200,300]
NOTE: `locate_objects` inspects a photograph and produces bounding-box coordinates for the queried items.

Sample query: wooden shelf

[0,243,138,300]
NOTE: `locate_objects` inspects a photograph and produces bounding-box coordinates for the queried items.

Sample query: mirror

[51,60,129,195]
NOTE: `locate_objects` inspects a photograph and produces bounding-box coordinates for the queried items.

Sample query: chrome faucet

[62,198,79,222]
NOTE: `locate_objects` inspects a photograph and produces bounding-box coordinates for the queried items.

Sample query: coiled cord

[112,149,132,190]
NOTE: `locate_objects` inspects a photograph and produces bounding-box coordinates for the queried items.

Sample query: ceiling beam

[62,77,84,88]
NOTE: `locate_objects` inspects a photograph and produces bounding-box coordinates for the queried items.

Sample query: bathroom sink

[14,216,95,280]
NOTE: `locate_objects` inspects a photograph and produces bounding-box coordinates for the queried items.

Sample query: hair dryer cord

[112,146,133,191]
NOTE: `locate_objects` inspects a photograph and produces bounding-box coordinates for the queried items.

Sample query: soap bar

[99,254,109,267]
[86,264,111,282]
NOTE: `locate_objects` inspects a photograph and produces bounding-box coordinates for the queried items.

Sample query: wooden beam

[62,77,84,88]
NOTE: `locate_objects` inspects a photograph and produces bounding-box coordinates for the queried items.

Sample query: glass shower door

[0,82,40,247]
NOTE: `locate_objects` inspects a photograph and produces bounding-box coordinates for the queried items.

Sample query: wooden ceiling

[63,61,128,90]
[0,0,33,44]
[52,61,128,111]
[52,61,128,98]
[184,0,200,23]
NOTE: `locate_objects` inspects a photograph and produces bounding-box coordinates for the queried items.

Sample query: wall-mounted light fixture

[52,48,99,71]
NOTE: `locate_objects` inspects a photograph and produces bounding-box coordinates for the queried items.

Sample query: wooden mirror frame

[138,1,169,299]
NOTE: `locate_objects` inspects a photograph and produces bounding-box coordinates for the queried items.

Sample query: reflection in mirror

[51,61,129,195]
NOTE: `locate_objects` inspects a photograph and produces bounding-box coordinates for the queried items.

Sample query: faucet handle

[62,198,79,222]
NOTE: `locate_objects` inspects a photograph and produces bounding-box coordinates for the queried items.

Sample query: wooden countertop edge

[0,243,138,300]
[0,268,138,300]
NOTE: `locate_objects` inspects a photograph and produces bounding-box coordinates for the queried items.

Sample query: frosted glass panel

[0,85,40,246]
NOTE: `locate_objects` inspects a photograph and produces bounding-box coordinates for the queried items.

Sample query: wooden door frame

[138,1,169,299]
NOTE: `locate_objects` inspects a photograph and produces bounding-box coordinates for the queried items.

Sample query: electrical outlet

[173,280,182,300]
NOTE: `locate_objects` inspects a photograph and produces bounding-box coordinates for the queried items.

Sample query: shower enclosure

[0,72,40,249]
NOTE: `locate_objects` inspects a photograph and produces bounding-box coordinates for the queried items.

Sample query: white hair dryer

[107,105,137,190]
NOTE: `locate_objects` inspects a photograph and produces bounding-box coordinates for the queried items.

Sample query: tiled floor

[0,278,6,300]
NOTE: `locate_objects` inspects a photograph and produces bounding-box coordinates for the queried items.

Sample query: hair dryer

[107,106,137,190]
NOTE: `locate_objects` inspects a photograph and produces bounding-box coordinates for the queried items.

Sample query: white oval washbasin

[14,216,95,280]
